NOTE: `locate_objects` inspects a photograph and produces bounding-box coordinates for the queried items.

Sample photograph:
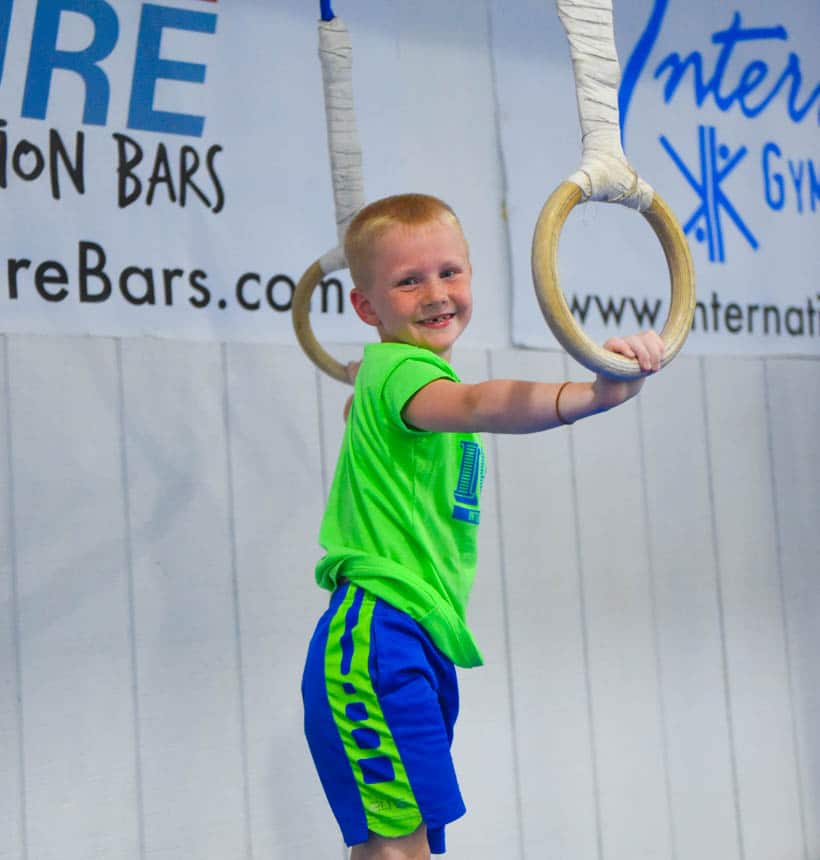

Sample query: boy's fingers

[604,332,666,373]
[603,336,635,358]
[629,337,652,371]
[645,331,665,371]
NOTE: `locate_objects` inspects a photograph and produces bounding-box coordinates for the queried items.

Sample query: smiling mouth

[418,313,455,327]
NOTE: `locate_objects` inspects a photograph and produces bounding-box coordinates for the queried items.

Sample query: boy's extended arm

[403,331,664,434]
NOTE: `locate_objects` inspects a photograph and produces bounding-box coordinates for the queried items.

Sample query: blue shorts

[301,582,465,854]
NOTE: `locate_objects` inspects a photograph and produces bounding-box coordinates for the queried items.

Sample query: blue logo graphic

[452,440,484,525]
[620,3,818,264]
[621,2,819,138]
[660,126,759,263]
[0,0,218,137]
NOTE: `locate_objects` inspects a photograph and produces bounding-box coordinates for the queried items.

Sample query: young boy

[301,193,664,859]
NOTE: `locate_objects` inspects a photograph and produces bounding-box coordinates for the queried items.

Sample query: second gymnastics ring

[531,181,696,381]
[292,258,350,384]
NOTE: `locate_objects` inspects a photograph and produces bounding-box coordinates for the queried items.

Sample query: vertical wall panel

[317,344,363,500]
[7,336,139,860]
[0,338,23,860]
[570,358,673,860]
[490,349,599,860]
[447,349,521,860]
[640,357,742,859]
[704,356,804,860]
[120,339,247,859]
[766,358,820,859]
[224,342,341,860]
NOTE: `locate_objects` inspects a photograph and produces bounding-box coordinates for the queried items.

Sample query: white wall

[1,336,818,860]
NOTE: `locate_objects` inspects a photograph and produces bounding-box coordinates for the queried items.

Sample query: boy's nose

[421,278,447,305]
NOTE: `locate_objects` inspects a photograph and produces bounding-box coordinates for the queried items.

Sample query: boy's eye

[441,268,457,279]
[397,277,418,288]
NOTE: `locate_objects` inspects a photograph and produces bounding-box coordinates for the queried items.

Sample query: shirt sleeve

[381,356,458,432]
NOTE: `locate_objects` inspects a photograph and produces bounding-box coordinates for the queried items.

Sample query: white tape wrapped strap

[317,17,366,274]
[556,0,653,211]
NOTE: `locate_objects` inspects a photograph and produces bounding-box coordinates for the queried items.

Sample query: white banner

[0,0,370,343]
[1,0,817,356]
[0,0,513,351]
[495,0,818,356]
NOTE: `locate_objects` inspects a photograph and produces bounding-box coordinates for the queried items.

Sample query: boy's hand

[592,329,665,410]
[604,330,665,373]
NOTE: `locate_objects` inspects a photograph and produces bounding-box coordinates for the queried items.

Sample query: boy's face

[349,218,472,362]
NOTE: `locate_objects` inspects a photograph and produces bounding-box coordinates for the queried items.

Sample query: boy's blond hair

[343,193,467,291]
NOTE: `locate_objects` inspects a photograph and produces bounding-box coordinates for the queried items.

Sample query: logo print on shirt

[452,440,485,525]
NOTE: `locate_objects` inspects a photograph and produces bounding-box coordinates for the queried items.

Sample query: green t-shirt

[316,342,486,668]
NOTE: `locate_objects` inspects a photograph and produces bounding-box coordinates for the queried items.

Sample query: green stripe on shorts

[324,586,422,837]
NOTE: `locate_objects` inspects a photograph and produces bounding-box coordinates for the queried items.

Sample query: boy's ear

[350,288,380,326]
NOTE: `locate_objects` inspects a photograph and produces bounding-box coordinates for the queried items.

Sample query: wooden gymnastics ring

[531,181,696,380]
[292,258,350,384]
